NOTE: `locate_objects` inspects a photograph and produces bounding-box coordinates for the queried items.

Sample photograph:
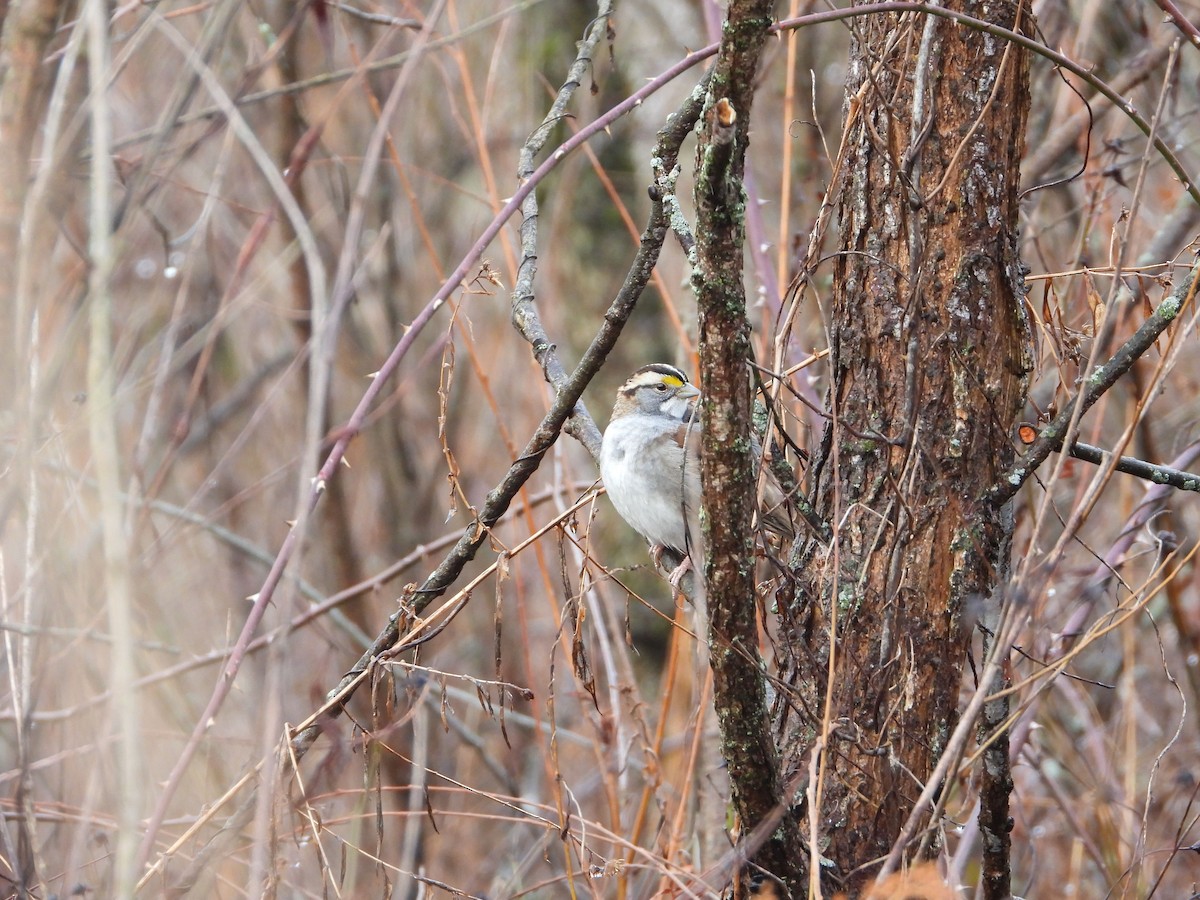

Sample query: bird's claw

[668,557,692,592]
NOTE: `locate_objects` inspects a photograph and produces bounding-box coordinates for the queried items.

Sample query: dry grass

[1,0,1199,897]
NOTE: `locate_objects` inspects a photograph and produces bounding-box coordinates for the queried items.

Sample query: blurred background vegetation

[1,0,1199,897]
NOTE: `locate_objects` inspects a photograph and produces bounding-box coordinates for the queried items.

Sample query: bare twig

[1021,25,1177,187]
[510,1,615,459]
[83,2,142,893]
[131,0,430,863]
[0,0,68,396]
[987,260,1200,510]
[331,2,421,28]
[286,68,707,764]
[1154,0,1200,49]
[1067,441,1200,492]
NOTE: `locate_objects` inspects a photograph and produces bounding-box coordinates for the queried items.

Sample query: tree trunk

[694,1,808,891]
[777,3,1033,894]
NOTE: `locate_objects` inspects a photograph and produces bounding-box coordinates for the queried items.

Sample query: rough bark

[978,648,1014,898]
[694,1,806,894]
[776,2,1033,894]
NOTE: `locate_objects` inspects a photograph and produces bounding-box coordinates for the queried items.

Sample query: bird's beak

[678,383,701,399]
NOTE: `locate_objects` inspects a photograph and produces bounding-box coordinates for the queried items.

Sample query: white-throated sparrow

[599,363,795,584]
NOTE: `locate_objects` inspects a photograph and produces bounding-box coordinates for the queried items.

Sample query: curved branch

[112,3,1200,214]
[510,1,615,459]
[287,86,705,761]
[771,3,1200,207]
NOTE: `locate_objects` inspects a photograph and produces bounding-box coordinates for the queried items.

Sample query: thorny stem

[133,8,442,873]
[138,8,705,882]
[288,87,705,761]
[121,0,1200,886]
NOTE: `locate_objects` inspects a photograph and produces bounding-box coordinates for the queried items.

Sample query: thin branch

[1067,441,1200,492]
[132,3,436,870]
[110,0,242,228]
[107,3,1200,212]
[83,1,141,894]
[109,0,554,153]
[331,1,421,28]
[287,86,704,762]
[1,0,70,398]
[511,1,615,459]
[1154,0,1200,49]
[986,260,1200,510]
[771,3,1200,208]
[1021,26,1176,187]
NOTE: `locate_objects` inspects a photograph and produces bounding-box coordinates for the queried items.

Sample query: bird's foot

[649,544,668,569]
[667,556,693,592]
[648,545,694,593]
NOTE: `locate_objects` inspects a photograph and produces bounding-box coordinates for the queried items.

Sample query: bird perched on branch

[599,363,795,587]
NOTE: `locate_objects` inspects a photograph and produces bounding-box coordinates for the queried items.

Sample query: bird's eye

[654,383,668,392]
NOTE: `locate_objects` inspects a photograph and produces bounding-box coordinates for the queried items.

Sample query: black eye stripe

[631,363,690,384]
[618,364,693,400]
